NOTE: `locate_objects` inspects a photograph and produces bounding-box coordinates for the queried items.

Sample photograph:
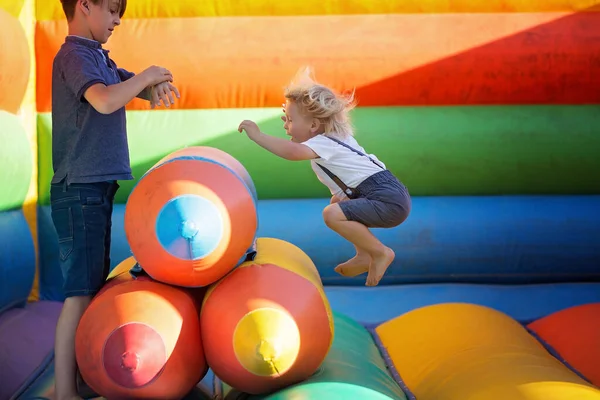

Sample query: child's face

[86,0,123,44]
[283,101,317,143]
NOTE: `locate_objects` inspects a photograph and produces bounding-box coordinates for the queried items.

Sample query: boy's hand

[238,120,261,141]
[141,65,173,86]
[150,81,180,109]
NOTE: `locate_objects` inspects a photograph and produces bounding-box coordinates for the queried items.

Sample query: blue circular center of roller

[156,195,223,260]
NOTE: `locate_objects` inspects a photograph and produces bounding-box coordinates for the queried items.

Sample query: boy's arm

[84,75,155,114]
[60,48,171,115]
[117,68,152,101]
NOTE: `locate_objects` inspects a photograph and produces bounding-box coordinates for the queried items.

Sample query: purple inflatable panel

[0,301,62,400]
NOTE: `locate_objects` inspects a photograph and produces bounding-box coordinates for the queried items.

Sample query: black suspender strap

[325,136,385,170]
[316,163,357,198]
[314,135,384,198]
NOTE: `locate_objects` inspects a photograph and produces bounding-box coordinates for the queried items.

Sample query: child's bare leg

[55,295,91,400]
[323,204,394,286]
[329,196,371,277]
[334,244,371,277]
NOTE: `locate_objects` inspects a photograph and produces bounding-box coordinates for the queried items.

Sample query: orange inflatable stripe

[528,303,600,386]
[35,12,600,112]
[1,9,30,114]
[35,0,600,20]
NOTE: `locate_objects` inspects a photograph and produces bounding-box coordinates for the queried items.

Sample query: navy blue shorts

[50,180,119,298]
[339,170,411,228]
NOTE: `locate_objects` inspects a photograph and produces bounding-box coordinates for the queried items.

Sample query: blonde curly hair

[284,67,356,138]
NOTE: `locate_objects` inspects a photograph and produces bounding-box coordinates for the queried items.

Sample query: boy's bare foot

[365,247,395,286]
[334,253,371,277]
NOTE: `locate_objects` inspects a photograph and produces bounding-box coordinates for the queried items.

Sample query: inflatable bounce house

[1,1,600,399]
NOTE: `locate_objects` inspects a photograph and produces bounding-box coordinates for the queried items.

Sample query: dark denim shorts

[50,180,119,298]
[339,170,411,228]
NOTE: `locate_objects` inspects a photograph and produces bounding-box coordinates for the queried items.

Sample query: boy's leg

[50,181,117,400]
[54,297,91,400]
[323,203,394,286]
[76,181,118,398]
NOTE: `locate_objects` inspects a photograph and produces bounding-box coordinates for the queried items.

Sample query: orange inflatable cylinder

[124,146,258,287]
[200,237,335,394]
[75,257,208,399]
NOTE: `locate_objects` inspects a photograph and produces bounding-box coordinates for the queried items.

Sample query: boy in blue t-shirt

[51,1,179,398]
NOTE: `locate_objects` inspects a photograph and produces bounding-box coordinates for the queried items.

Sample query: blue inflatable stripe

[37,195,600,300]
[0,209,36,314]
[324,282,600,326]
[254,195,600,285]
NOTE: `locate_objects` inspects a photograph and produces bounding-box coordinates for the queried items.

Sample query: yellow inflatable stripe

[239,238,323,289]
[376,303,600,400]
[106,256,138,280]
[0,0,24,17]
[36,0,600,20]
[17,0,40,303]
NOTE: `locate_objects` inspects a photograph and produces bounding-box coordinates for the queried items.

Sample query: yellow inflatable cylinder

[200,237,334,394]
[375,303,600,400]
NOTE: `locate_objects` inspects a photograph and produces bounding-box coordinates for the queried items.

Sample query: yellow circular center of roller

[232,308,300,377]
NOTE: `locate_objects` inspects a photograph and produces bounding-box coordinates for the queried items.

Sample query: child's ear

[79,0,91,14]
[310,118,321,133]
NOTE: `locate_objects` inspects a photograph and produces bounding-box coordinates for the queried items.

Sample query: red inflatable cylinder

[124,146,258,288]
[200,238,334,394]
[75,257,208,399]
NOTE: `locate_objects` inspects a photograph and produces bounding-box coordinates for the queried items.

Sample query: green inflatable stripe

[37,105,600,204]
[221,312,408,400]
[0,111,32,211]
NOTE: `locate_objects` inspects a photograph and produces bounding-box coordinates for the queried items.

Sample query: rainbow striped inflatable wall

[1,1,600,399]
[35,0,600,205]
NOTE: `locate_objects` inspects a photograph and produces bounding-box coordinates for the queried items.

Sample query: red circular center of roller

[103,323,166,388]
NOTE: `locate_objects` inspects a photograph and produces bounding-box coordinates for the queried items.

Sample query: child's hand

[150,81,180,109]
[141,65,173,86]
[238,120,261,141]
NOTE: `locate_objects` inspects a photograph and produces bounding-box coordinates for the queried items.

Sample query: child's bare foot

[334,253,371,277]
[365,247,395,286]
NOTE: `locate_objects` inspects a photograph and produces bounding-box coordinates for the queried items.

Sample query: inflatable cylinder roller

[124,146,258,287]
[376,303,600,400]
[75,257,208,400]
[201,237,334,394]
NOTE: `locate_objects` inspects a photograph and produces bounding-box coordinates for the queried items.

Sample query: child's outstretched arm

[238,120,317,161]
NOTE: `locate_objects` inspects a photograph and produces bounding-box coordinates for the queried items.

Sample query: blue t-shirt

[51,35,135,185]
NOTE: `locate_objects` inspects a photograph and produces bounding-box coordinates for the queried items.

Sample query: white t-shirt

[302,134,385,199]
